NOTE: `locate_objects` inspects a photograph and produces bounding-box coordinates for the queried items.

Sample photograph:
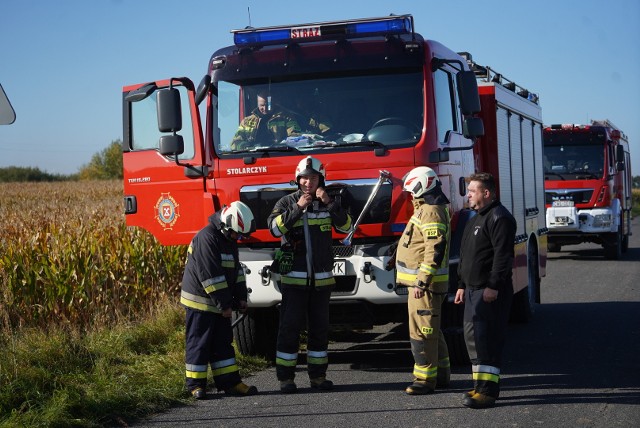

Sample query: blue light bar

[233,15,413,47]
[348,18,411,36]
[234,29,291,46]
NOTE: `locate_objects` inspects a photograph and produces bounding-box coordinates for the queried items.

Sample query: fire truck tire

[621,234,629,253]
[442,302,470,366]
[510,244,539,324]
[547,242,561,252]
[603,229,622,260]
[232,307,278,361]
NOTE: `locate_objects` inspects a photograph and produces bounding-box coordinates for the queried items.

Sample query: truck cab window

[130,87,195,159]
[433,69,458,144]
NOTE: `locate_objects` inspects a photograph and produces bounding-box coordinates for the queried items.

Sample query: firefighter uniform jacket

[180,213,247,314]
[268,189,352,287]
[396,195,450,293]
[231,108,301,150]
[457,200,516,291]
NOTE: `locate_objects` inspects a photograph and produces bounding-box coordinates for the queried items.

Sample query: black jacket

[458,200,516,291]
[268,189,351,278]
[180,212,247,313]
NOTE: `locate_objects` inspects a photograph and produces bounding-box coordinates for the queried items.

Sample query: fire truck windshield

[544,138,605,178]
[215,71,424,154]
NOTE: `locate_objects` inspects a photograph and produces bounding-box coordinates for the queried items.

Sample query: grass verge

[0,301,268,427]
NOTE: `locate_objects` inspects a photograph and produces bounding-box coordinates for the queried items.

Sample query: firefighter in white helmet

[396,166,451,395]
[268,156,352,393]
[180,201,258,399]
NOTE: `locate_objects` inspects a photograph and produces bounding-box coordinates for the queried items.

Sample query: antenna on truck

[247,7,252,28]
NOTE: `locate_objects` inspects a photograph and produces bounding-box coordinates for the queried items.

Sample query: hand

[413,287,425,299]
[315,187,331,204]
[454,289,465,304]
[483,288,498,303]
[238,300,248,314]
[221,307,233,318]
[297,193,313,209]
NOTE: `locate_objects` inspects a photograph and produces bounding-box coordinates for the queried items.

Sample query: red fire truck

[122,15,546,363]
[543,120,633,259]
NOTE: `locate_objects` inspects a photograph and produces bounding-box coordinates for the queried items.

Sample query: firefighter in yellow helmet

[267,156,352,393]
[396,166,451,395]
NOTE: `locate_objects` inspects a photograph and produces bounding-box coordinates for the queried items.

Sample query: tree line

[0,140,123,182]
[2,139,640,186]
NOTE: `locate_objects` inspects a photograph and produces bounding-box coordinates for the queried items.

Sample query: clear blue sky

[2,0,639,175]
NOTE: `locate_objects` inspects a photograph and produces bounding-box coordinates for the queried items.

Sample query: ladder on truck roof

[458,52,539,105]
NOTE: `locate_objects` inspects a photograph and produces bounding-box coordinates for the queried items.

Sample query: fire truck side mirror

[456,70,481,115]
[463,117,484,139]
[615,144,625,171]
[195,75,212,106]
[157,88,183,133]
[159,134,184,156]
[429,149,449,163]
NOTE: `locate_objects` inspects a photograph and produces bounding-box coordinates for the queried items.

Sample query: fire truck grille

[545,189,594,205]
[332,245,354,258]
[240,180,392,230]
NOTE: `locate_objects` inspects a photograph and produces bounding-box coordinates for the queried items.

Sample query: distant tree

[78,140,123,180]
[633,175,640,189]
[0,166,72,182]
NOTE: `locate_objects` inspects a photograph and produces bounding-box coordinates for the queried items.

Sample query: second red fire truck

[121,14,547,363]
[543,120,633,259]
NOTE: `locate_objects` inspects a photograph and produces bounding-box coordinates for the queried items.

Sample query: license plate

[333,260,346,276]
[552,200,574,207]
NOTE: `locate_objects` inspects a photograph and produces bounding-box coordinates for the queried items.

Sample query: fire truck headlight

[593,214,612,227]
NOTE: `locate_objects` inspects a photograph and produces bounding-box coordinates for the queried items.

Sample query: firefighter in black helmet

[268,156,352,393]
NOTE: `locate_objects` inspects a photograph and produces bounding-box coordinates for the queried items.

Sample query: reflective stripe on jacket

[267,189,352,286]
[396,199,450,292]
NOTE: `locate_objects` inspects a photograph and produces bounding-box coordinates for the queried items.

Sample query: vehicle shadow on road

[547,244,640,262]
[501,299,640,405]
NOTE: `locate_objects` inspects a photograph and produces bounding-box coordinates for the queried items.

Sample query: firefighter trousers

[463,286,513,398]
[184,309,241,392]
[408,289,450,388]
[276,283,331,382]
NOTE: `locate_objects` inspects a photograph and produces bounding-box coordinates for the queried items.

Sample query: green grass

[632,188,640,218]
[0,301,268,427]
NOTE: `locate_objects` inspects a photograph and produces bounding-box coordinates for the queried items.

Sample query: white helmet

[220,201,256,235]
[295,156,326,183]
[403,166,439,198]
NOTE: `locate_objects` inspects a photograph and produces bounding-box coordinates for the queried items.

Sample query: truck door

[122,78,213,245]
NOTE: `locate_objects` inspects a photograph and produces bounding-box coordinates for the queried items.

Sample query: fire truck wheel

[232,307,278,361]
[621,234,629,253]
[547,242,561,252]
[603,229,622,260]
[510,244,539,324]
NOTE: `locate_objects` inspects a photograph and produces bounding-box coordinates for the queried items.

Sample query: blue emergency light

[233,15,413,47]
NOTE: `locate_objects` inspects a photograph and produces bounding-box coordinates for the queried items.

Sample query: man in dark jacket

[454,172,517,409]
[268,156,352,393]
[181,201,258,399]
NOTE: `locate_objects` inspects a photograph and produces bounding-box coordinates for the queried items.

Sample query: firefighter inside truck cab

[230,91,302,150]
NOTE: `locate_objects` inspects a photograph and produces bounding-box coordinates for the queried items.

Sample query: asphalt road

[133,218,640,427]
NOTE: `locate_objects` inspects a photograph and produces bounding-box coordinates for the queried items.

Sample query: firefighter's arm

[324,191,352,234]
[417,208,447,285]
[200,239,234,311]
[268,196,303,238]
[488,215,516,290]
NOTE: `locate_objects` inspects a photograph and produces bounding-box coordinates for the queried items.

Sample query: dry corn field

[0,180,186,332]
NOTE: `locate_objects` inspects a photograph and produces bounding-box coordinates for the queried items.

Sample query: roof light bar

[233,15,413,47]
